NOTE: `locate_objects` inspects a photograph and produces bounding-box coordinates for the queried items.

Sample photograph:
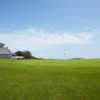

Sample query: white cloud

[0,27,94,52]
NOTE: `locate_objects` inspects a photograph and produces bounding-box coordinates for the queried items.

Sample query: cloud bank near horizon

[0,27,94,52]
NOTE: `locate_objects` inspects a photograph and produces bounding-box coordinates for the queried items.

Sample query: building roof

[0,48,11,55]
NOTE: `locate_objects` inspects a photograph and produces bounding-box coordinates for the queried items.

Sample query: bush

[15,51,32,59]
[23,51,32,59]
[15,51,24,56]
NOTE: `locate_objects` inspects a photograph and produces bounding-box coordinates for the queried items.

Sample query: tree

[15,51,24,56]
[0,42,5,48]
[15,50,32,59]
[23,51,32,59]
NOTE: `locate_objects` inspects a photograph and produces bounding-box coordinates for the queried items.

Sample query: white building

[0,42,12,59]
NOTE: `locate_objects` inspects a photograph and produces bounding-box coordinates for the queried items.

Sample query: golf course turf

[0,59,100,100]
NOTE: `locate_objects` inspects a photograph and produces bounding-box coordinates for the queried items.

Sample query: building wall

[0,54,12,59]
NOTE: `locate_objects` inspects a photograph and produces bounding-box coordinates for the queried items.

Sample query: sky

[0,0,100,59]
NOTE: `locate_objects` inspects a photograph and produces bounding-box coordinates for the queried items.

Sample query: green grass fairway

[0,59,100,100]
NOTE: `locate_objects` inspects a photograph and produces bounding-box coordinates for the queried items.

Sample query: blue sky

[0,0,100,59]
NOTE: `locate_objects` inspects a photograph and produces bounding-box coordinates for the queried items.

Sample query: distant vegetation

[71,58,85,60]
[15,50,39,59]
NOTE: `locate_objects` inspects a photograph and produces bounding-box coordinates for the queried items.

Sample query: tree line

[15,51,38,59]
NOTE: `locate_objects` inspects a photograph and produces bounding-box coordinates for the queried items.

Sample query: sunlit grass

[0,59,100,100]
